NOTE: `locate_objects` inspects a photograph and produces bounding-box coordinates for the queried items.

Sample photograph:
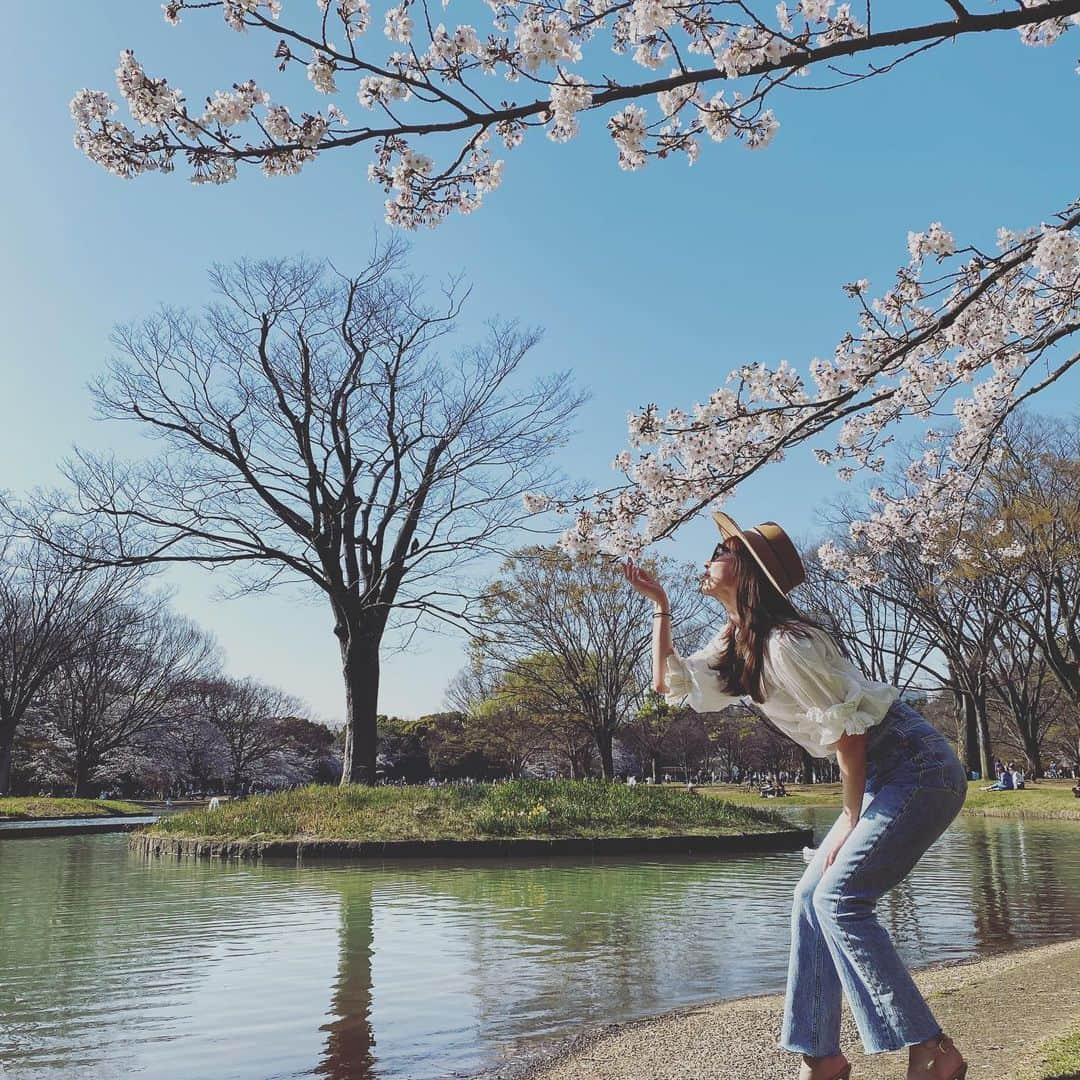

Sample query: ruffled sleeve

[765,627,899,752]
[664,627,746,713]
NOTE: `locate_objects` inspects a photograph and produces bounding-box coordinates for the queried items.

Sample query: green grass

[145,780,795,842]
[1021,1027,1080,1080]
[959,780,1080,818]
[697,783,847,809]
[698,781,1080,819]
[0,796,145,820]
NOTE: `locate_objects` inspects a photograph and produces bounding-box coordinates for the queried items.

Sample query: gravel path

[482,939,1080,1080]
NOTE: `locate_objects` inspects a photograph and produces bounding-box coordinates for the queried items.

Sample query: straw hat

[712,511,806,596]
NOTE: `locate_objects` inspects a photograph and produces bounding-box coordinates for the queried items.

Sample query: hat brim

[711,510,794,598]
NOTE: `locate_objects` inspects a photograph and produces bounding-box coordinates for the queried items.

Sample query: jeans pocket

[917,755,968,798]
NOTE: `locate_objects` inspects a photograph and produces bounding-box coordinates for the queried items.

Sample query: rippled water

[0,811,1077,1080]
[0,816,159,832]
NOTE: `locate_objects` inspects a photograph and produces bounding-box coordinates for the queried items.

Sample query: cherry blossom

[70,1,1080,227]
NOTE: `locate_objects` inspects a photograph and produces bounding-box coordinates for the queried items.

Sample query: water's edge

[468,939,1080,1080]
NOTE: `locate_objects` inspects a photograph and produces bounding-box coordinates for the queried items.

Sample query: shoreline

[474,938,1080,1080]
[128,827,812,861]
[958,805,1080,821]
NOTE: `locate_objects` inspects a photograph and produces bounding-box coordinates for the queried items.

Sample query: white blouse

[664,624,899,759]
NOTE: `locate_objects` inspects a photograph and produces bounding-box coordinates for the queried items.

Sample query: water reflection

[319,876,376,1079]
[0,814,1077,1080]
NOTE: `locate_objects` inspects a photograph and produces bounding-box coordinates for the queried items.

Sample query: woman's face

[701,537,741,598]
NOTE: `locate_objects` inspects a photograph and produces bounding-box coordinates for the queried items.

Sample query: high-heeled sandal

[914,1033,967,1079]
[799,1063,851,1080]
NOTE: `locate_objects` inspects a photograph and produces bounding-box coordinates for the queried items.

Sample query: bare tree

[44,600,216,795]
[985,626,1058,777]
[476,548,709,778]
[819,506,1010,778]
[194,676,300,793]
[799,540,934,690]
[0,520,138,795]
[38,249,582,785]
[984,416,1080,707]
[161,695,229,793]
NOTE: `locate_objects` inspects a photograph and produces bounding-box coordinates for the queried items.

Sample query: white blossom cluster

[539,206,1080,561]
[367,132,505,227]
[202,80,270,127]
[71,0,1077,225]
[548,73,592,141]
[1016,0,1080,46]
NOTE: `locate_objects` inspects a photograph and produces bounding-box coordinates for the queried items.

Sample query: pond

[0,810,1077,1079]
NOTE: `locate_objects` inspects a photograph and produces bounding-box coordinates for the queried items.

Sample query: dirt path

[498,939,1079,1080]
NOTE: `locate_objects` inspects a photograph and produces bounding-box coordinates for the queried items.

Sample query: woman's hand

[622,560,668,608]
[825,814,857,869]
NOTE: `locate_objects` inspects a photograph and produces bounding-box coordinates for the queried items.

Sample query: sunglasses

[709,540,740,562]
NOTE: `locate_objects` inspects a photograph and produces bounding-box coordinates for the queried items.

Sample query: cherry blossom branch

[72,0,1080,225]
[540,203,1080,561]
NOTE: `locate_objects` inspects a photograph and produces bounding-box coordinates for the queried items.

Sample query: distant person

[626,513,968,1080]
[982,771,1014,792]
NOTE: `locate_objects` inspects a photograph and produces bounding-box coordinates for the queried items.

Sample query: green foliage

[146,779,792,841]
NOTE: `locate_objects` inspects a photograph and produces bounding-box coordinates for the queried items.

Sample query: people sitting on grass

[1072,782,1080,799]
[758,779,789,798]
[982,769,1014,792]
[981,761,1027,792]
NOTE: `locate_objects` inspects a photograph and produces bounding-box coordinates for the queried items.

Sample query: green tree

[476,548,710,779]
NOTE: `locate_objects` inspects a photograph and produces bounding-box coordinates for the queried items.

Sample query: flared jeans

[780,701,969,1056]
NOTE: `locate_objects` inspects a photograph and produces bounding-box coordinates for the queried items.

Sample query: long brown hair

[706,536,838,704]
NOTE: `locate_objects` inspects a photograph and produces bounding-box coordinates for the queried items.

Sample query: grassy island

[143,779,794,843]
[0,796,145,821]
[697,780,1080,820]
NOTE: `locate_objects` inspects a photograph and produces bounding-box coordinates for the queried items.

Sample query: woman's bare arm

[622,561,672,694]
[826,730,868,867]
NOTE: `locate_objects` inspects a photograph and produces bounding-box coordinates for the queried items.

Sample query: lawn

[697,782,846,809]
[0,796,146,820]
[697,780,1080,819]
[146,779,795,842]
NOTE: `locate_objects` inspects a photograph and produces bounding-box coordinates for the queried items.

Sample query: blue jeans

[780,701,968,1056]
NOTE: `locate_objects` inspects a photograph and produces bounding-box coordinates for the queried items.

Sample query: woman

[623,512,969,1080]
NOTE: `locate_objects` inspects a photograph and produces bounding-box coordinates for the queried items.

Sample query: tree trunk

[800,749,815,785]
[651,755,658,784]
[341,633,380,786]
[974,695,994,781]
[595,729,614,780]
[960,693,981,776]
[1020,729,1043,778]
[0,733,12,796]
[73,757,94,798]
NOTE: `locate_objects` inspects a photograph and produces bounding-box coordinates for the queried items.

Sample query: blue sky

[2,3,1077,724]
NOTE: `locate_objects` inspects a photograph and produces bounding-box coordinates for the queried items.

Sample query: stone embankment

[129,828,812,861]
